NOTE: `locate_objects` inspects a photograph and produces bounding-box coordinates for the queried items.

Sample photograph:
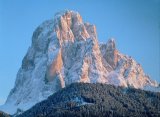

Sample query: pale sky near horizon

[0,0,160,105]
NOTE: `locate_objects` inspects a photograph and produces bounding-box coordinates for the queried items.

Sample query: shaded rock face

[101,39,118,69]
[1,10,159,114]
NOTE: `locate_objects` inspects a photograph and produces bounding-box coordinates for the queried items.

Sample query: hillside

[18,83,160,117]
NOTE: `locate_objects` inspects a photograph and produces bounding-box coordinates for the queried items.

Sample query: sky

[0,0,160,105]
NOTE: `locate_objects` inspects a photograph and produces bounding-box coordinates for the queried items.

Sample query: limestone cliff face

[101,39,118,69]
[100,39,158,88]
[1,10,159,114]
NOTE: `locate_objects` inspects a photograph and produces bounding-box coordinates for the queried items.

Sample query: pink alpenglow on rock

[0,10,159,115]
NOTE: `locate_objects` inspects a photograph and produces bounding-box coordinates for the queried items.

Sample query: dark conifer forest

[15,83,160,117]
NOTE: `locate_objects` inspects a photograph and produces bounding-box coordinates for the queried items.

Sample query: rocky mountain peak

[54,10,83,27]
[106,38,116,51]
[100,38,118,69]
[53,10,94,43]
[0,10,159,115]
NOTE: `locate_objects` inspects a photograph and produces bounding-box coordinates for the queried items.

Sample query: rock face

[0,10,159,114]
[100,39,158,88]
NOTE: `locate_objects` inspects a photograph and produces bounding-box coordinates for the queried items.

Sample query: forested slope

[18,83,160,117]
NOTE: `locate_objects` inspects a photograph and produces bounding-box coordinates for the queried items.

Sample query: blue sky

[0,0,159,105]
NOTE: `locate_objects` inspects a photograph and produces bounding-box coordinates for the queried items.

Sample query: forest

[15,83,160,117]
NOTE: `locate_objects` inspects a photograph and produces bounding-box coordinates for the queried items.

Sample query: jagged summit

[106,38,116,51]
[0,10,159,115]
[53,10,96,43]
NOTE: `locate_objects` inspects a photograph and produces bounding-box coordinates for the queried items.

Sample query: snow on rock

[106,71,127,87]
[99,38,159,89]
[0,10,159,115]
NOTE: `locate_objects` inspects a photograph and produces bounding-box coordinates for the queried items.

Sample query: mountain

[17,83,160,117]
[0,111,10,117]
[0,10,159,114]
[99,39,158,89]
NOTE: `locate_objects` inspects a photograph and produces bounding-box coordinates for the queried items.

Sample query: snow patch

[71,97,94,106]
